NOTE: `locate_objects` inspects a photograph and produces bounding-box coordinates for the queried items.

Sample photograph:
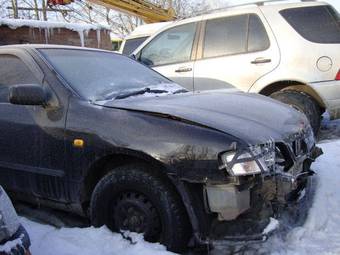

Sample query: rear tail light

[336,69,340,81]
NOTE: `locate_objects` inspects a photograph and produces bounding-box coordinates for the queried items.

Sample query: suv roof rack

[195,0,316,16]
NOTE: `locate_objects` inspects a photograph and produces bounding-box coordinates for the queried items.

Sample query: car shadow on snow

[318,113,340,142]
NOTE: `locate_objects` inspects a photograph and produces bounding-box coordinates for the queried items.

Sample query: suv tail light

[336,70,340,81]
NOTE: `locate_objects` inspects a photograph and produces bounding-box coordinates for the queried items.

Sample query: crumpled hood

[94,91,308,145]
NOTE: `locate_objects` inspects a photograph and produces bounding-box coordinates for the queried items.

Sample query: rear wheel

[90,164,191,253]
[270,90,321,135]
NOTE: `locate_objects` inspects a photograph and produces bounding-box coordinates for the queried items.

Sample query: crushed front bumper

[205,171,316,247]
[202,145,322,247]
[310,80,340,120]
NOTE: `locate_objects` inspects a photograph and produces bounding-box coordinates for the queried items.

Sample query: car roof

[165,1,329,26]
[132,1,330,55]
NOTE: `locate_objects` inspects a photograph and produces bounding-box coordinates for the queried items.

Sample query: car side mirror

[9,84,47,106]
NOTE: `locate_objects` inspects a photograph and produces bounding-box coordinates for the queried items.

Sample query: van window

[139,22,197,66]
[280,5,340,44]
[122,36,149,55]
[203,14,248,58]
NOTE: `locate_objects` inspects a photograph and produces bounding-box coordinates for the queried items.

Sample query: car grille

[291,137,308,157]
[275,128,314,172]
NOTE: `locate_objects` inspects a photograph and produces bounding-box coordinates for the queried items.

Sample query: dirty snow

[319,113,340,142]
[16,139,340,255]
[0,236,23,253]
[260,140,340,255]
[22,217,173,255]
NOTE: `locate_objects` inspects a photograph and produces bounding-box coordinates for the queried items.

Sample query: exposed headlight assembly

[220,143,275,176]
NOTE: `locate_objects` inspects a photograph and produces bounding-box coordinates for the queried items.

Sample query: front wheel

[90,164,191,253]
[270,90,321,135]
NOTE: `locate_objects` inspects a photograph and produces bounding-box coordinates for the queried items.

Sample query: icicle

[78,30,85,47]
[30,27,35,41]
[44,28,49,44]
[96,29,101,48]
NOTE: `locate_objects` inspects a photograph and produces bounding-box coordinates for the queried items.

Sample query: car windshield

[39,48,184,101]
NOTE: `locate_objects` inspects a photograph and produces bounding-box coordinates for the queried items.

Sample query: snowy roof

[0,18,111,33]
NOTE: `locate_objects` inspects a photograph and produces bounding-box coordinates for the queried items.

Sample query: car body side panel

[194,9,280,92]
[64,98,245,203]
[0,48,71,203]
[250,3,340,94]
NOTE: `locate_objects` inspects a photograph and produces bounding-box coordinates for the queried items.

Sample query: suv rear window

[280,5,340,44]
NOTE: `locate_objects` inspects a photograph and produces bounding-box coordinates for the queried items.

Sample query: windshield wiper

[173,89,188,94]
[115,87,169,100]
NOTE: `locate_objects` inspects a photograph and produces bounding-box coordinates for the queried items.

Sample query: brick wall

[0,25,112,50]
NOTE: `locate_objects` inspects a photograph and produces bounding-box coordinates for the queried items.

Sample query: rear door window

[280,5,340,44]
[247,15,270,52]
[203,14,248,58]
[203,14,270,59]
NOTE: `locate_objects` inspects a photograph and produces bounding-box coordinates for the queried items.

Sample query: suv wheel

[270,90,321,135]
[90,164,191,253]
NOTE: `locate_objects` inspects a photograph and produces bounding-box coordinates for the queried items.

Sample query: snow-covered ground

[18,139,340,255]
[241,139,340,255]
[22,218,173,255]
[319,114,340,142]
[14,117,340,255]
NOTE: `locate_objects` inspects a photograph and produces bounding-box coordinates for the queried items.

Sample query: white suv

[133,0,340,134]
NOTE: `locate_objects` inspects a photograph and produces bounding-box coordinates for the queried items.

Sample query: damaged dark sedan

[0,45,321,253]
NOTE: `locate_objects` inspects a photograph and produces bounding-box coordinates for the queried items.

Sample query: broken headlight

[220,144,275,176]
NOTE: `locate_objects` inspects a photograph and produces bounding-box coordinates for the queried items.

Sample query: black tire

[270,90,321,135]
[90,164,191,253]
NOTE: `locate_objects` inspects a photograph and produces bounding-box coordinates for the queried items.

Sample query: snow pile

[0,18,110,33]
[22,217,174,255]
[319,113,340,142]
[0,237,23,253]
[18,140,340,255]
[258,140,340,254]
[262,218,280,235]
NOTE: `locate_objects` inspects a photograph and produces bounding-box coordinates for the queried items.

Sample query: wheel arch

[80,150,172,211]
[259,80,326,110]
[80,150,205,245]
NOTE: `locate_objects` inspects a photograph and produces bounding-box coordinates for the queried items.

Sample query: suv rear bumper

[310,80,340,120]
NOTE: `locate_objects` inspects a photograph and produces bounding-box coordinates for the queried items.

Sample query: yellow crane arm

[88,0,176,23]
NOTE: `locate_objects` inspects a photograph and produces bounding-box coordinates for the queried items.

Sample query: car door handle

[175,67,192,73]
[251,58,272,64]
